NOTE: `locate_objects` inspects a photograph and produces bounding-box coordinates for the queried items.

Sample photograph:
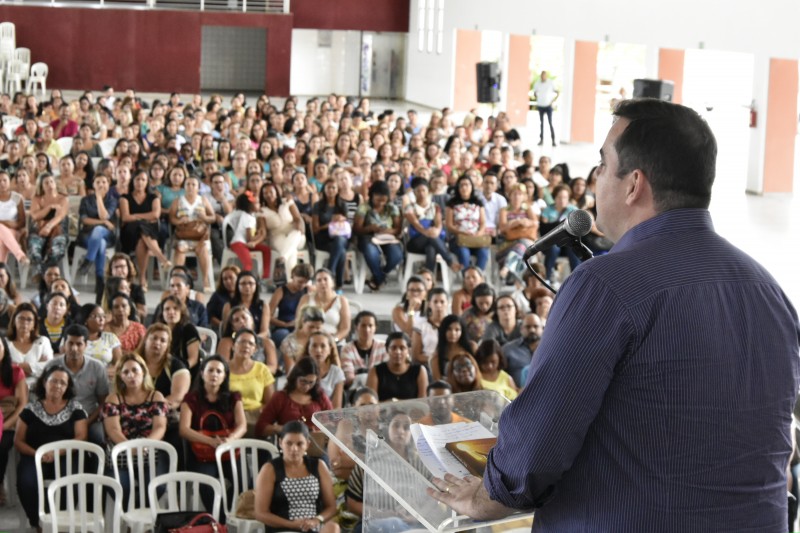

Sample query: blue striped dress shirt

[485,209,800,532]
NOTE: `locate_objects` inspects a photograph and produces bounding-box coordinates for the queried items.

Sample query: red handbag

[169,513,228,533]
[190,411,240,463]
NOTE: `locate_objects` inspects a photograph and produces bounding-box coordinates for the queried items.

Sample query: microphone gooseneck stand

[525,236,594,295]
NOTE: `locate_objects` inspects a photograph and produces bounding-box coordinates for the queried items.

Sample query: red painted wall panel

[0,6,292,94]
[291,0,409,31]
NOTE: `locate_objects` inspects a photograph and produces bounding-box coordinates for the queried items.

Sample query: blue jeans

[358,237,403,285]
[271,327,292,357]
[448,241,489,272]
[407,234,453,271]
[538,105,555,142]
[544,244,582,280]
[82,225,113,277]
[318,234,348,287]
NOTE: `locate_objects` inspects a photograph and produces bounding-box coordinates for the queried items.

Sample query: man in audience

[418,381,468,425]
[479,172,507,237]
[532,70,559,146]
[51,103,79,139]
[501,313,543,387]
[44,324,109,446]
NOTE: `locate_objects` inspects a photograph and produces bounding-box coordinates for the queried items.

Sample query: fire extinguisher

[749,99,757,128]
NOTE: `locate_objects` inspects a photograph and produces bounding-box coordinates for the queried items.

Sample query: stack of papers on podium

[410,421,497,478]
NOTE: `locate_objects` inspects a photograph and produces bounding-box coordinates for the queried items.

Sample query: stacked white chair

[13,47,29,85]
[111,439,179,533]
[5,58,24,94]
[216,439,280,533]
[148,471,223,523]
[0,22,15,50]
[27,62,48,99]
[47,473,123,533]
[35,440,105,532]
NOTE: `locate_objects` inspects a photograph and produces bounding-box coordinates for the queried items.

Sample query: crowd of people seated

[0,87,596,531]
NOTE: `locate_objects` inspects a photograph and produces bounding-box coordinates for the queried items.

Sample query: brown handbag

[504,225,538,242]
[456,234,491,248]
[176,220,210,241]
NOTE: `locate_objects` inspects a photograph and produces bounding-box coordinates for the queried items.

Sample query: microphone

[523,209,593,261]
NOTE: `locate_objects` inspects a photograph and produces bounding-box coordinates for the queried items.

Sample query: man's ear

[625,169,651,206]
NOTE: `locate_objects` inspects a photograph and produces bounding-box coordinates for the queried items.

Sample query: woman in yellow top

[227,328,275,436]
[473,339,518,400]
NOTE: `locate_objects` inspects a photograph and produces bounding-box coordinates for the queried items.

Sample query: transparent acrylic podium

[313,390,534,533]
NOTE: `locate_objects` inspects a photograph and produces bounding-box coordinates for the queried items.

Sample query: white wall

[290,29,360,96]
[406,0,800,109]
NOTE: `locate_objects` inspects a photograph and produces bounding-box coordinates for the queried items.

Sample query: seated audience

[327,387,379,481]
[312,178,350,289]
[297,268,350,343]
[433,315,477,381]
[218,305,279,374]
[227,327,275,433]
[354,180,403,292]
[482,294,521,344]
[104,253,147,320]
[497,183,539,282]
[301,331,345,409]
[474,339,518,400]
[460,282,496,343]
[206,265,240,329]
[106,293,146,355]
[405,177,460,273]
[280,305,325,373]
[257,357,333,438]
[366,332,427,402]
[268,263,312,350]
[228,192,272,281]
[15,365,87,530]
[445,175,488,272]
[169,174,215,293]
[340,311,387,389]
[451,265,483,315]
[7,302,53,386]
[446,353,483,393]
[27,172,68,279]
[101,353,168,508]
[254,420,340,533]
[156,295,202,380]
[179,355,247,516]
[79,303,122,367]
[391,276,427,337]
[411,288,449,372]
[222,270,269,339]
[0,336,27,505]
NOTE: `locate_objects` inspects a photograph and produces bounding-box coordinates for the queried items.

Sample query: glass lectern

[313,390,535,533]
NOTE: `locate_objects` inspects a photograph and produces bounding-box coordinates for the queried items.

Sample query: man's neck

[65,356,84,372]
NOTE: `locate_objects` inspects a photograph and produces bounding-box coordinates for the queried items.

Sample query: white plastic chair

[197,326,219,357]
[111,439,178,533]
[56,136,73,155]
[148,471,223,523]
[13,47,29,82]
[47,473,123,533]
[99,137,117,157]
[220,211,264,275]
[35,440,105,532]
[216,439,279,533]
[26,62,47,99]
[5,58,24,94]
[0,23,15,50]
[402,252,452,293]
[268,245,310,284]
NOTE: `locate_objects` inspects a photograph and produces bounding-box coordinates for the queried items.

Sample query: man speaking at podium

[430,99,800,531]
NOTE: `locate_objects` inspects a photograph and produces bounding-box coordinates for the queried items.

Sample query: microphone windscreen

[566,209,593,237]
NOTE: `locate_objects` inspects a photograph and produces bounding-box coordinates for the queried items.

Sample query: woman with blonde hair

[280,305,325,374]
[27,172,68,277]
[300,331,345,409]
[102,353,169,506]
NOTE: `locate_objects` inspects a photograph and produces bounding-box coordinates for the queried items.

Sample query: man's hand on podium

[427,473,513,520]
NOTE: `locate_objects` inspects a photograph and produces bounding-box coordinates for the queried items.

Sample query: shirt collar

[610,208,714,253]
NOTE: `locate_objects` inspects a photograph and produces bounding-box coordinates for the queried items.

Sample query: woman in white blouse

[297,268,350,343]
[6,303,53,386]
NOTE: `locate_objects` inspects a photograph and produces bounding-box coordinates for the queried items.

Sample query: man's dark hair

[64,324,89,341]
[612,98,717,212]
[427,380,452,395]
